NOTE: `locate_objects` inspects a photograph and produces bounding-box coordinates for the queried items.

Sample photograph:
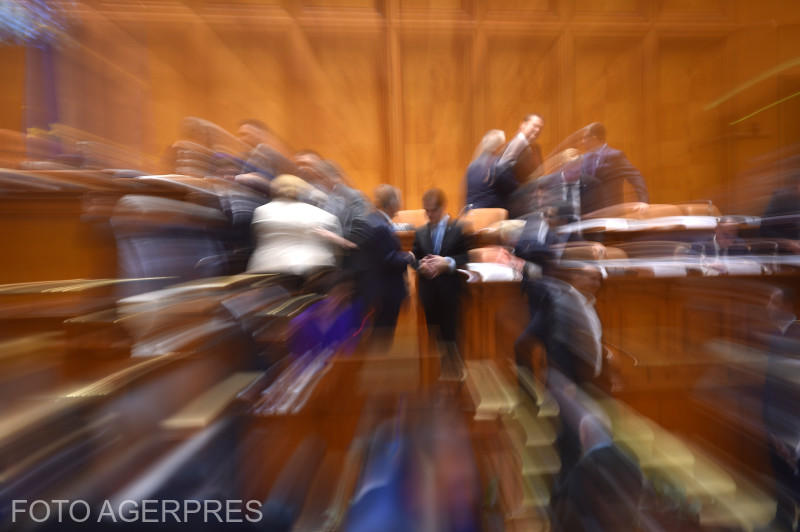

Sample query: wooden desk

[458,268,800,478]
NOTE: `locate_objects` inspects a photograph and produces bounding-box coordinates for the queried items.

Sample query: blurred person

[528,264,606,387]
[761,287,800,531]
[539,265,607,485]
[500,203,577,383]
[292,150,329,206]
[260,436,327,532]
[111,194,229,295]
[529,180,551,214]
[294,151,370,239]
[498,114,546,218]
[424,399,482,532]
[163,117,214,177]
[464,129,518,210]
[237,118,294,159]
[352,185,416,347]
[344,416,417,532]
[237,119,271,150]
[320,159,371,240]
[761,172,800,253]
[532,148,583,222]
[551,412,645,532]
[344,400,480,532]
[578,122,649,214]
[412,188,469,380]
[246,174,354,282]
[497,114,545,182]
[235,119,297,183]
[289,272,364,357]
[692,215,749,259]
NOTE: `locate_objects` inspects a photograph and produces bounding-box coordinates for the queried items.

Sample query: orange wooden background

[3,0,800,213]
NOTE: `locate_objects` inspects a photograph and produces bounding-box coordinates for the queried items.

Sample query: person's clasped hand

[419,255,450,279]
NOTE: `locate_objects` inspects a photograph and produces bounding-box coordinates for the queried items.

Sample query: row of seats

[0,272,334,527]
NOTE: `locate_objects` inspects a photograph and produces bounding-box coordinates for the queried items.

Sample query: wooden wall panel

[48,9,150,154]
[0,47,26,132]
[655,38,727,205]
[484,0,557,18]
[400,0,468,12]
[145,25,210,159]
[778,76,800,154]
[574,0,644,17]
[11,0,800,217]
[776,26,800,152]
[294,33,387,193]
[738,1,800,25]
[659,0,730,20]
[204,28,291,144]
[304,0,377,8]
[716,26,781,214]
[400,34,472,210]
[483,36,559,160]
[573,36,645,200]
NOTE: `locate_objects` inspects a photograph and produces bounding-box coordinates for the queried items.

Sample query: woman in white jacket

[247,174,354,278]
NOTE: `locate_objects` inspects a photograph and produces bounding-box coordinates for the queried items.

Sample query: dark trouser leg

[420,282,442,342]
[770,445,799,530]
[439,296,459,344]
[434,276,460,344]
[373,299,402,330]
[371,298,403,351]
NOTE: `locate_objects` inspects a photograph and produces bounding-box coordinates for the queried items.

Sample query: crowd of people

[111,113,800,531]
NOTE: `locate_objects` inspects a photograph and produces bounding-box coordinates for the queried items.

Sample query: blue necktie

[433,222,445,255]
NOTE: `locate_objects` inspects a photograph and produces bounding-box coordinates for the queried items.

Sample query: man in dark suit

[498,114,545,218]
[464,129,517,210]
[691,215,750,259]
[551,412,644,532]
[354,185,416,346]
[578,122,649,215]
[761,287,800,531]
[236,118,297,180]
[413,188,470,378]
[498,114,545,182]
[761,173,800,253]
[507,204,575,381]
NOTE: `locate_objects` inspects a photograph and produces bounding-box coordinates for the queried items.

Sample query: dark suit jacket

[464,153,518,210]
[243,143,298,179]
[580,146,648,214]
[412,219,469,269]
[764,321,800,446]
[515,141,543,182]
[761,186,800,241]
[499,135,543,182]
[690,237,750,258]
[553,444,644,532]
[514,214,561,269]
[412,219,469,295]
[355,211,412,311]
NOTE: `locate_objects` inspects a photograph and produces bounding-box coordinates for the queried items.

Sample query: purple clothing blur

[289,299,363,356]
